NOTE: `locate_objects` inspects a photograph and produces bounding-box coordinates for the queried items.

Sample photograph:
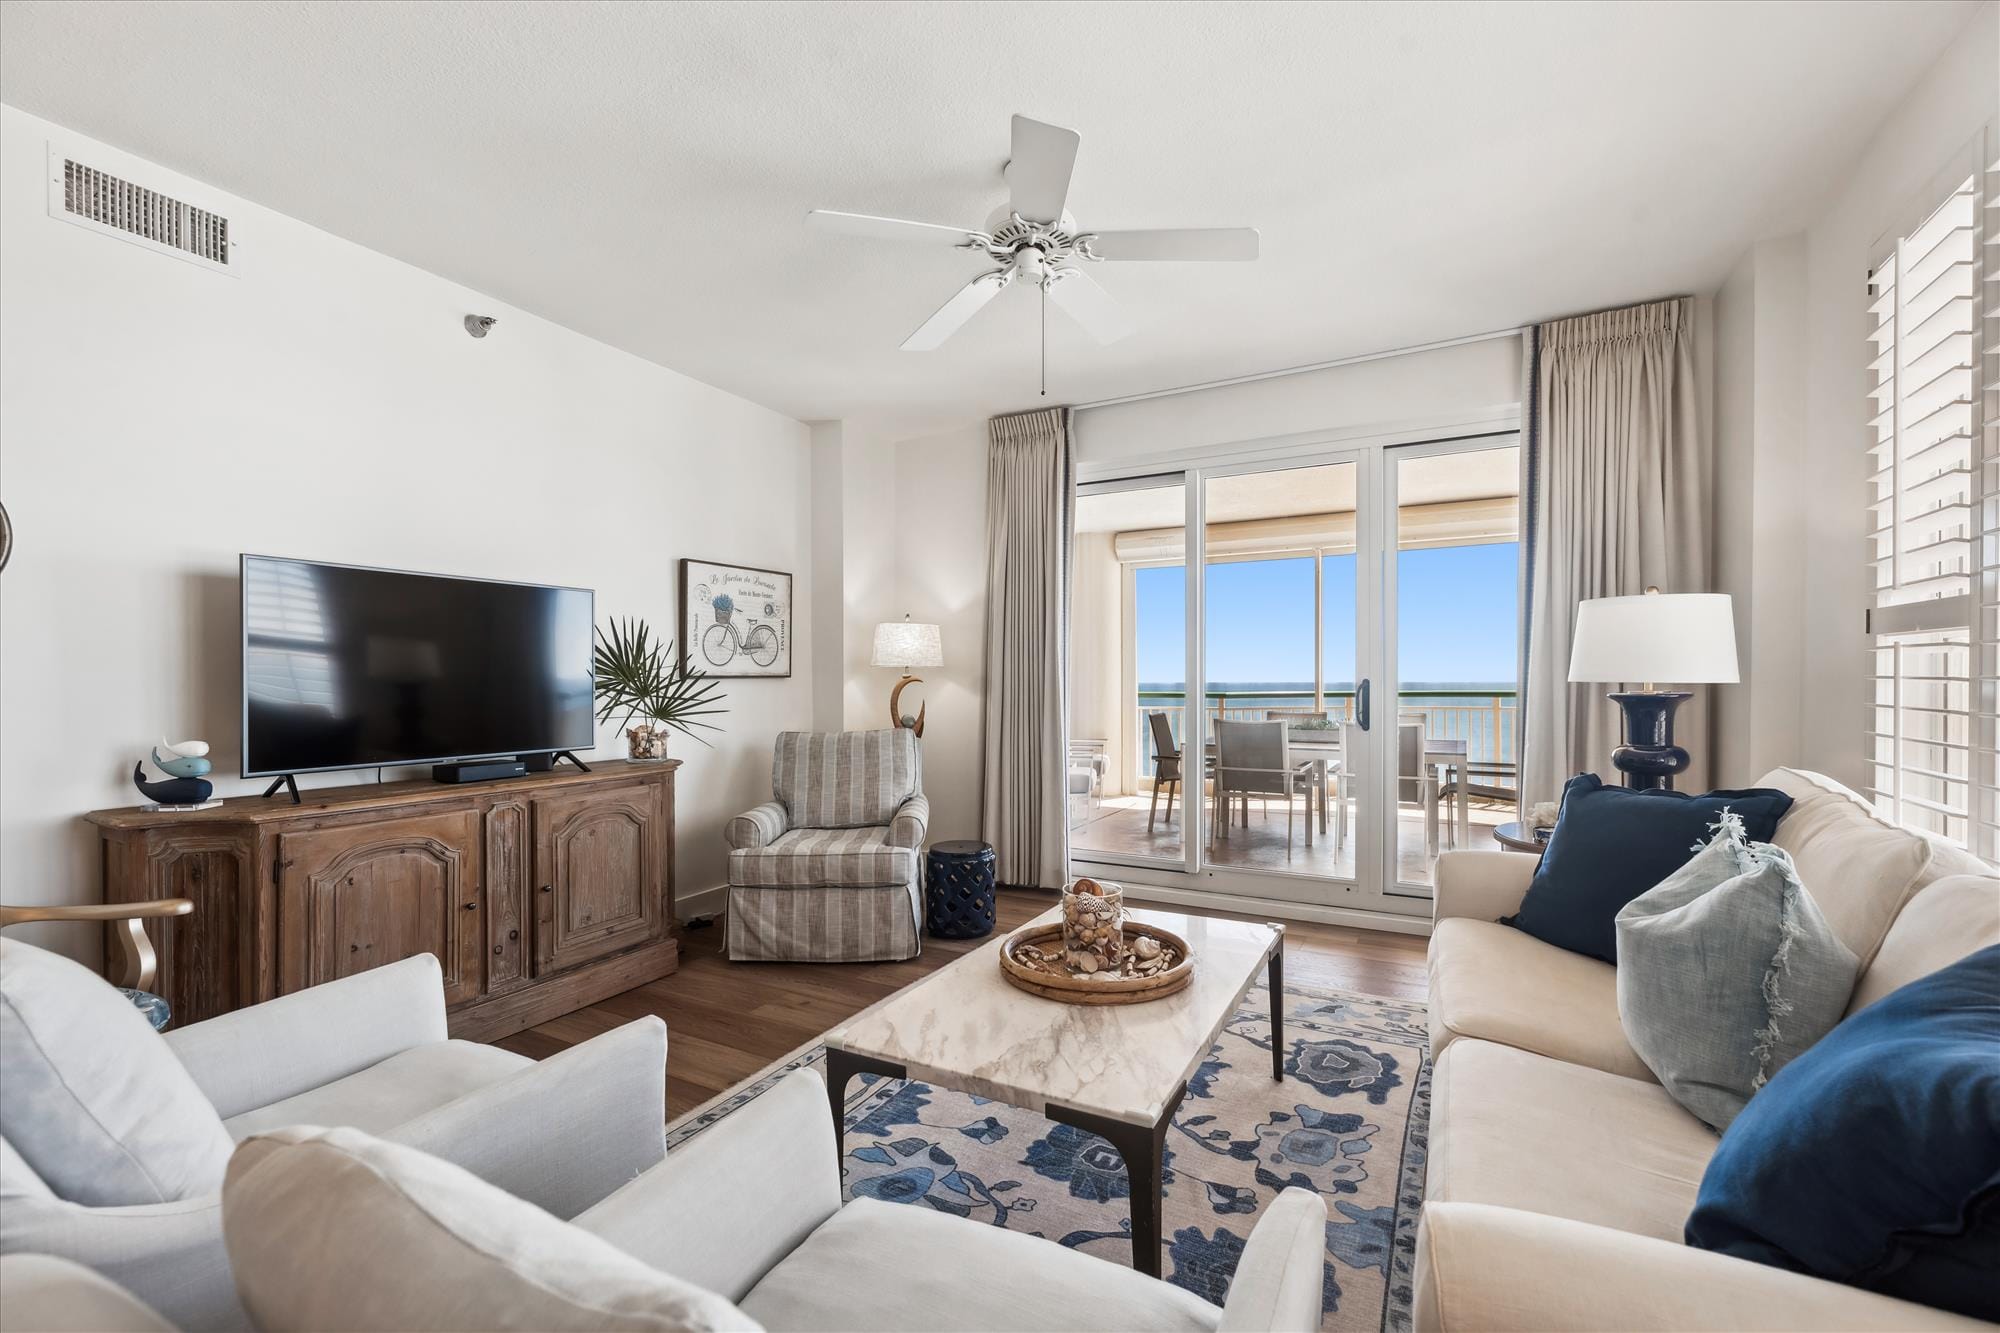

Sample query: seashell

[1133,936,1161,960]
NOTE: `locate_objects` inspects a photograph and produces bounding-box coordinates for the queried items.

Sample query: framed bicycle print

[679,558,793,678]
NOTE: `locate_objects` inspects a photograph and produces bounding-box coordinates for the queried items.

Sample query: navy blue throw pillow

[1502,774,1792,962]
[1686,945,2000,1321]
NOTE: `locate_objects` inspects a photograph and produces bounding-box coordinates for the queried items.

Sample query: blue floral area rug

[667,983,1430,1332]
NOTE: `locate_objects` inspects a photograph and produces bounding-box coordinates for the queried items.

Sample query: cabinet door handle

[493,945,503,955]
[462,901,477,911]
[508,928,519,940]
[539,884,552,894]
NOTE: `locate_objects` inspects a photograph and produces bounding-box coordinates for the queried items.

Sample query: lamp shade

[871,620,942,670]
[1567,593,1738,685]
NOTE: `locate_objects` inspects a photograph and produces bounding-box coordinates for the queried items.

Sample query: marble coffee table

[822,905,1284,1278]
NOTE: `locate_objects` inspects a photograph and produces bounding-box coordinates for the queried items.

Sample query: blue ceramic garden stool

[925,840,998,939]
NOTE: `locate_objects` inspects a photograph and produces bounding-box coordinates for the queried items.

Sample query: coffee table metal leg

[822,1047,908,1158]
[1046,1084,1187,1279]
[1268,928,1286,1081]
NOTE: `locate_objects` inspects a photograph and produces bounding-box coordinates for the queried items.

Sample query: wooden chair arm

[0,900,193,992]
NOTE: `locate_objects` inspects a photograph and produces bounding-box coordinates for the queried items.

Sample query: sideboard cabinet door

[278,810,483,1005]
[531,783,662,976]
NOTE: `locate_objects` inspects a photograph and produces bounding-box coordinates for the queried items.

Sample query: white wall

[1070,532,1126,795]
[1712,237,1808,786]
[883,426,989,843]
[0,105,815,960]
[1794,2,1997,788]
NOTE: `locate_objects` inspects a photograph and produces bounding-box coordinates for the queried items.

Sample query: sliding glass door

[1068,449,1393,911]
[1380,437,1522,899]
[1068,432,1521,919]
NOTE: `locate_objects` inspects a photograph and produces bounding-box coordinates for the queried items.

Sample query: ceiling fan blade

[901,271,1012,351]
[1087,227,1261,261]
[1045,269,1133,345]
[1006,115,1080,223]
[805,209,982,245]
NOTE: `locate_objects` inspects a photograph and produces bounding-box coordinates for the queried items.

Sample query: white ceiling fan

[806,115,1259,354]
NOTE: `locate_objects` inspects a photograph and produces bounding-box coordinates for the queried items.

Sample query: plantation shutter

[1864,143,1999,859]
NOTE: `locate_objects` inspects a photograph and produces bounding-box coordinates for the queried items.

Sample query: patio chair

[1398,717,1441,855]
[1211,720,1319,856]
[1439,761,1519,846]
[1144,710,1199,834]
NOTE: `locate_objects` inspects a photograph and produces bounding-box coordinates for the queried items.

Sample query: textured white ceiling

[0,0,1976,437]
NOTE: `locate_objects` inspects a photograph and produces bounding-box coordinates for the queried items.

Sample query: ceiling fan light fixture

[806,113,1260,359]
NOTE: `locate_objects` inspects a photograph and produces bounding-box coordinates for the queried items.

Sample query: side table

[1492,821,1550,856]
[924,841,997,938]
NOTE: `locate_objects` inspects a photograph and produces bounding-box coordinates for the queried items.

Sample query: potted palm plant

[593,617,727,761]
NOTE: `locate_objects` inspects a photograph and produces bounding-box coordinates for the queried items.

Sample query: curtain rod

[1073,325,1526,412]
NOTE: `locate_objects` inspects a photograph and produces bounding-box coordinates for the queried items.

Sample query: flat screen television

[241,555,594,778]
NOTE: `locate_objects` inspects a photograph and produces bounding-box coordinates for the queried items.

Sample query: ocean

[1134,681,1518,767]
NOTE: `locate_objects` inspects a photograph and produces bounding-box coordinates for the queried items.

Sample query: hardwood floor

[494,889,1430,1120]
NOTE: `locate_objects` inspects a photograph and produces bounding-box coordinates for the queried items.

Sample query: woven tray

[997,921,1194,1005]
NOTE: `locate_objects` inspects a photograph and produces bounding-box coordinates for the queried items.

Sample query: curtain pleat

[1520,297,1711,806]
[980,407,1073,889]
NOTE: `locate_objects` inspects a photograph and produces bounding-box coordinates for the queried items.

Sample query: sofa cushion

[772,729,920,830]
[1615,826,1857,1131]
[1427,918,1653,1082]
[0,938,235,1207]
[1756,767,1987,969]
[1502,774,1793,963]
[739,1197,1220,1332]
[221,1039,530,1139]
[727,826,919,889]
[1686,945,2000,1322]
[1427,1038,1716,1243]
[0,1254,175,1333]
[223,1125,756,1331]
[1847,873,2000,1015]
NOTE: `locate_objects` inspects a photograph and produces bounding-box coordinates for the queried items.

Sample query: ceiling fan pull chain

[1040,280,1048,397]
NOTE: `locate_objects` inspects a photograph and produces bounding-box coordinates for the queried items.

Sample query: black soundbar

[432,758,527,784]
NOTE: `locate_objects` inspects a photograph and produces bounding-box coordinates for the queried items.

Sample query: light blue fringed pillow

[1614,812,1859,1132]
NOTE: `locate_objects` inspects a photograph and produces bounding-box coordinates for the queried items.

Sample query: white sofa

[0,1065,1328,1333]
[0,946,669,1331]
[1414,767,1999,1331]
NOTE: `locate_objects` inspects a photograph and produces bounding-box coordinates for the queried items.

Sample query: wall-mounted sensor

[464,315,497,338]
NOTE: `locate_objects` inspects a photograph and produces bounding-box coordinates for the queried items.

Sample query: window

[1865,147,1998,858]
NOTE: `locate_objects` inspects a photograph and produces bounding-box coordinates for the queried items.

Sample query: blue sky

[1135,541,1518,686]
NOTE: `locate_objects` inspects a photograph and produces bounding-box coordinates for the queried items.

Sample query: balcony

[1070,688,1519,886]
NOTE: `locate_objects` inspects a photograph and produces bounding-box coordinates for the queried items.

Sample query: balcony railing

[1132,688,1518,788]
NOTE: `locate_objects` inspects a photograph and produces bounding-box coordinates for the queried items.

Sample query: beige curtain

[981,407,1072,889]
[1520,297,1711,806]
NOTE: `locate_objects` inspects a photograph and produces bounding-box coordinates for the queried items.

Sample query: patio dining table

[1203,732,1470,851]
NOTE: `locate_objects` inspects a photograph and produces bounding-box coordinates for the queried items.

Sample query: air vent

[47,144,236,275]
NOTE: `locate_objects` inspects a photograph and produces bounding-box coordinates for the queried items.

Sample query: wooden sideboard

[84,761,680,1041]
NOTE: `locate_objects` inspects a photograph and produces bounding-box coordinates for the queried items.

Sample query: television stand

[261,774,301,805]
[551,750,591,773]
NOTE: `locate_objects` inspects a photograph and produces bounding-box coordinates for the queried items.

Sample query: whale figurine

[159,737,210,759]
[133,762,213,807]
[151,745,213,779]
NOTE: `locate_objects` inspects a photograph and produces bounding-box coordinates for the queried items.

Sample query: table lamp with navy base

[1568,589,1738,791]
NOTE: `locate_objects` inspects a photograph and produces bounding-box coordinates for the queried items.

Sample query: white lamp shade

[872,621,943,670]
[1567,593,1739,685]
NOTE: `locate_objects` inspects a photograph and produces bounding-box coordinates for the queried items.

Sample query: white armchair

[0,939,667,1330]
[215,1068,1330,1332]
[724,729,930,962]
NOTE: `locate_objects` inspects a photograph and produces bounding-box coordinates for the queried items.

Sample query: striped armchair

[723,729,929,962]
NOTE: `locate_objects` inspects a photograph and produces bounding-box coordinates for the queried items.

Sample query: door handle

[1357,679,1371,731]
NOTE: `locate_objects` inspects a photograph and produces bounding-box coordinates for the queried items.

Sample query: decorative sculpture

[133,738,216,808]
